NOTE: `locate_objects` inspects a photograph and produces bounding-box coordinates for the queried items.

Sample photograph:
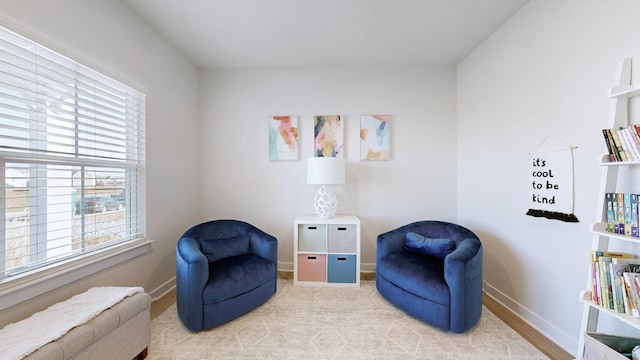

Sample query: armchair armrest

[248,228,278,265]
[445,237,481,266]
[444,237,483,333]
[176,236,208,331]
[376,227,407,264]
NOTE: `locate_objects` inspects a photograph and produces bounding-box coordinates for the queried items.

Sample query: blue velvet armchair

[176,220,278,332]
[376,221,483,333]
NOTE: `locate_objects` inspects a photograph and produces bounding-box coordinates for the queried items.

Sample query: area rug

[148,280,549,359]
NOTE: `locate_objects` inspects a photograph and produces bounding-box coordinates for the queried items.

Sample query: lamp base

[314,185,337,218]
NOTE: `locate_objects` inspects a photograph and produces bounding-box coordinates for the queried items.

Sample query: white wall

[0,0,200,325]
[458,0,640,355]
[199,66,458,271]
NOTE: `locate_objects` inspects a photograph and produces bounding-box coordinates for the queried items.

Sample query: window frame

[0,23,149,310]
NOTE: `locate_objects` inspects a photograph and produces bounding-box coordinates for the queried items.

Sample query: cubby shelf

[293,215,361,287]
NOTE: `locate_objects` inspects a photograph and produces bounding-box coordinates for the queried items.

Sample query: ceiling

[121,0,530,70]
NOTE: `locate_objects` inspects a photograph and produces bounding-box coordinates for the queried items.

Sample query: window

[0,25,146,284]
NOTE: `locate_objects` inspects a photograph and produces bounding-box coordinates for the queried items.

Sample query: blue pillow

[404,232,456,259]
[202,235,249,262]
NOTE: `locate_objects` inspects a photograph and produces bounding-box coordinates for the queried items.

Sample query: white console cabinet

[293,215,360,287]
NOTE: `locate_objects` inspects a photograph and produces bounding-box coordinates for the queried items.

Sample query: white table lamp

[307,157,345,218]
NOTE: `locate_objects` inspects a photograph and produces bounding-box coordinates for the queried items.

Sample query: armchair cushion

[404,232,456,259]
[202,235,249,262]
[203,254,276,304]
[378,252,449,304]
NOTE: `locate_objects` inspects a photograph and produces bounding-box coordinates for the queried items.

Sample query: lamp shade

[307,157,345,185]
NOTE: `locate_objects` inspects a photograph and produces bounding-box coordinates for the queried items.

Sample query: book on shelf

[591,259,600,305]
[602,129,620,161]
[619,126,640,161]
[599,257,614,309]
[609,127,628,161]
[589,251,634,306]
[603,192,640,237]
[601,125,640,162]
[625,193,633,236]
[606,193,615,233]
[634,276,640,317]
[625,126,640,160]
[634,124,640,145]
[616,193,625,234]
[605,259,640,317]
[610,262,630,313]
[632,194,639,237]
[622,272,640,317]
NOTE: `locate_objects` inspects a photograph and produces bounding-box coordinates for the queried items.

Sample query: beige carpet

[148,280,549,359]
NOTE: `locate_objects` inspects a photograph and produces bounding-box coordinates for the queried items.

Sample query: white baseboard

[149,276,176,302]
[483,281,577,357]
[361,262,375,273]
[278,261,294,272]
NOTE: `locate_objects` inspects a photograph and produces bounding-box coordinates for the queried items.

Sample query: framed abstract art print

[269,115,299,160]
[314,115,344,157]
[360,114,390,160]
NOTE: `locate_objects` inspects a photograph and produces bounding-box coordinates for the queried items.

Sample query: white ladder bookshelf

[576,57,640,358]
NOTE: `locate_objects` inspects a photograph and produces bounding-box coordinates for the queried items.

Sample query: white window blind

[0,24,146,280]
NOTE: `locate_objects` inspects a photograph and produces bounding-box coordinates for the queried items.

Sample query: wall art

[314,115,343,157]
[269,115,299,160]
[360,114,390,160]
[526,134,579,222]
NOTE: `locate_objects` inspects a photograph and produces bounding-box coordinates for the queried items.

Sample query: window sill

[0,239,152,312]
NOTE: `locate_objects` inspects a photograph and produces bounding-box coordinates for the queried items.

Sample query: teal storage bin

[327,254,356,283]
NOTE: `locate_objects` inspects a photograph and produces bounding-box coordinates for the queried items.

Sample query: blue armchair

[376,221,483,333]
[176,220,278,332]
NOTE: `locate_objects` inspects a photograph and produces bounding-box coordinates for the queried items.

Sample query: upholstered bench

[0,287,151,360]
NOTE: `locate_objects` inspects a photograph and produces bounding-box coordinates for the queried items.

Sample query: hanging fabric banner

[526,134,579,222]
